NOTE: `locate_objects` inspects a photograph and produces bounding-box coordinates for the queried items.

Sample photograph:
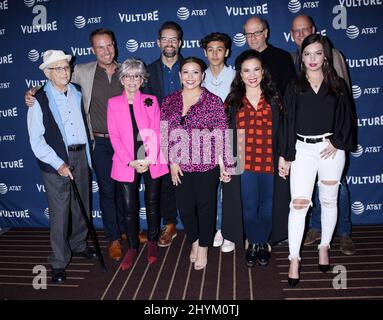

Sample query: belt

[296,135,332,144]
[93,132,110,138]
[68,144,85,152]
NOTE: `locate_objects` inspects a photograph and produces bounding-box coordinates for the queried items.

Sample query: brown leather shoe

[304,229,321,246]
[339,235,356,255]
[139,230,148,244]
[108,240,122,261]
[158,223,177,247]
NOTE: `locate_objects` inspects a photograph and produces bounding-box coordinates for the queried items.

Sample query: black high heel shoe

[318,264,330,273]
[318,246,330,273]
[287,259,301,288]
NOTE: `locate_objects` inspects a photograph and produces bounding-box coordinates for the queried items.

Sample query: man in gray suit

[26,29,126,261]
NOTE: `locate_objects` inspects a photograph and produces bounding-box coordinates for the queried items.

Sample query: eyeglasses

[160,37,179,43]
[48,66,71,74]
[123,74,141,81]
[291,27,312,36]
[244,30,264,39]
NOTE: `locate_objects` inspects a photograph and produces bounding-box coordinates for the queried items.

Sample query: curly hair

[225,49,282,120]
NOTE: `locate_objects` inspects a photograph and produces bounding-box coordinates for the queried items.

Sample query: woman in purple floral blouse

[160,57,232,270]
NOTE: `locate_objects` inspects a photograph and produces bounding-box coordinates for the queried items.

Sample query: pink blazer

[107,90,168,182]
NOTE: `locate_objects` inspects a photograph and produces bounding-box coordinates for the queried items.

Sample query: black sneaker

[245,243,258,268]
[257,243,271,266]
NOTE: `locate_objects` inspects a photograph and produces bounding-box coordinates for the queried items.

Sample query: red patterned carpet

[0,225,382,300]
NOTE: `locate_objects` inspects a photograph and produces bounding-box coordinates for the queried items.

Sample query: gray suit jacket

[71,61,97,140]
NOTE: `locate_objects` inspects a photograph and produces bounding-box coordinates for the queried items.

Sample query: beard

[162,46,177,58]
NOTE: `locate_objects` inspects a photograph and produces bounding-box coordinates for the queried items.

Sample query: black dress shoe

[72,247,97,259]
[245,243,258,268]
[51,269,66,283]
[287,276,300,287]
[318,264,330,273]
[257,243,271,266]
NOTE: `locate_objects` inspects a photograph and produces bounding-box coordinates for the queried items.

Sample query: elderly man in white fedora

[27,50,94,284]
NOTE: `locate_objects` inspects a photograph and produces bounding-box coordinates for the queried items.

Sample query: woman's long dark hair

[298,34,341,94]
[225,49,282,120]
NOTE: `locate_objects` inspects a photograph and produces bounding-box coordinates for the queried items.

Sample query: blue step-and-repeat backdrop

[0,0,382,229]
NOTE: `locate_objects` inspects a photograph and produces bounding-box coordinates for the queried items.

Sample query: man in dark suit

[142,21,184,247]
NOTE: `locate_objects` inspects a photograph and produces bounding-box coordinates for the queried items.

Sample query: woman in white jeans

[279,34,356,287]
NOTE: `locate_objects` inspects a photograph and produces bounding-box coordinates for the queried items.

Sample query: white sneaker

[213,230,223,247]
[221,239,235,253]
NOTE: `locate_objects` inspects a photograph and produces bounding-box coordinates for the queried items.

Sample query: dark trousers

[92,137,125,241]
[175,167,220,247]
[41,149,90,270]
[241,171,274,244]
[160,172,178,225]
[120,172,161,249]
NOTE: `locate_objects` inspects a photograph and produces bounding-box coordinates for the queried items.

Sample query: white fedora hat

[39,50,72,70]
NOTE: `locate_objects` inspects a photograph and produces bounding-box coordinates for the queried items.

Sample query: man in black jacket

[243,16,295,95]
[142,21,184,247]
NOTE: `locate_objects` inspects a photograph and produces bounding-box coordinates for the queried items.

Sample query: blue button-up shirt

[162,59,181,97]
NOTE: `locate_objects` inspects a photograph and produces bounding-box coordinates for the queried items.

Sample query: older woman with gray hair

[107,58,168,270]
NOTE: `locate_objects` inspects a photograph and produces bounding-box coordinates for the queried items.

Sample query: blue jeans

[309,175,351,236]
[93,137,126,241]
[241,171,274,244]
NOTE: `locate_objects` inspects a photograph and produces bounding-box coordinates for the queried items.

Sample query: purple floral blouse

[160,88,231,173]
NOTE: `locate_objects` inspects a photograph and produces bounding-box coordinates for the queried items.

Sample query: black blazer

[143,56,183,106]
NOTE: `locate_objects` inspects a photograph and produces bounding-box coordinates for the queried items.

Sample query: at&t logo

[288,0,301,12]
[233,33,246,47]
[0,183,8,194]
[139,207,147,220]
[0,183,22,194]
[126,39,139,52]
[352,84,380,98]
[177,7,207,20]
[44,207,50,219]
[92,181,99,193]
[352,85,362,99]
[28,49,41,62]
[351,201,364,215]
[351,144,363,157]
[351,201,382,215]
[346,25,359,39]
[177,7,189,20]
[288,0,319,13]
[74,15,102,29]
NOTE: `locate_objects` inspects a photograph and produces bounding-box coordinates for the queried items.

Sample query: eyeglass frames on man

[244,30,264,39]
[48,66,71,74]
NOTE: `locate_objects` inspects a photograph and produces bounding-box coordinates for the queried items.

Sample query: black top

[296,83,337,135]
[281,78,357,161]
[129,104,144,160]
[260,45,296,96]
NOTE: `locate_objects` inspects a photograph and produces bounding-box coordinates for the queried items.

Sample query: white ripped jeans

[288,136,345,260]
